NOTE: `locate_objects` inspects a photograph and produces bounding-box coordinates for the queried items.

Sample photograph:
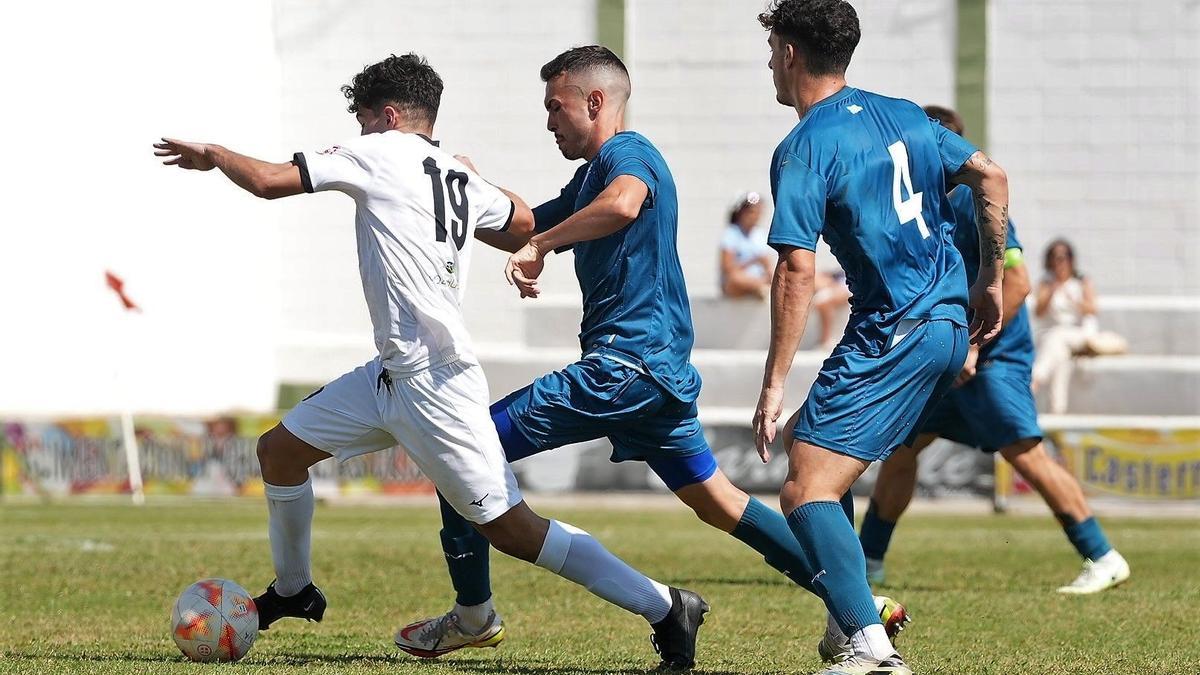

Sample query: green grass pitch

[1,500,1197,674]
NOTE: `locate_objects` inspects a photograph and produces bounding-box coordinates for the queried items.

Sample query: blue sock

[787,501,881,636]
[731,497,820,595]
[859,499,897,562]
[437,491,492,606]
[1058,514,1113,561]
[839,491,855,524]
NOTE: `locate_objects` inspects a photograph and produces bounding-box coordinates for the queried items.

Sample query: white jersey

[295,131,514,374]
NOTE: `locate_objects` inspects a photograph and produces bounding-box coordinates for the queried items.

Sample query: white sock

[828,595,887,643]
[264,476,314,597]
[850,623,895,661]
[454,597,496,634]
[535,520,672,624]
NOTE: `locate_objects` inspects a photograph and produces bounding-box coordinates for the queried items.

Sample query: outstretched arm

[951,150,1009,344]
[154,139,304,200]
[752,246,817,461]
[530,175,647,251]
[505,175,648,298]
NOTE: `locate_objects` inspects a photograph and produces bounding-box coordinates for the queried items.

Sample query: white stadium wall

[0,1,283,416]
[989,0,1200,296]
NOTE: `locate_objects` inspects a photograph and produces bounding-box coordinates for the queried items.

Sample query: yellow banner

[1052,429,1200,499]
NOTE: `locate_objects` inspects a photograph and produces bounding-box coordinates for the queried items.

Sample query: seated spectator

[1033,239,1125,412]
[719,191,774,300]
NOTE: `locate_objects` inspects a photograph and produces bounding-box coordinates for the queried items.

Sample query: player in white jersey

[154,53,706,669]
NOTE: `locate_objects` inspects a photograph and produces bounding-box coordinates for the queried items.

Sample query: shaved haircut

[540,45,631,102]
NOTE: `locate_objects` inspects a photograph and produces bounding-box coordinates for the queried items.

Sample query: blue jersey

[768,87,976,353]
[533,131,701,402]
[947,186,1035,370]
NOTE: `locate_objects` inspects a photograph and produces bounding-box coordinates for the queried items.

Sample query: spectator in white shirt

[1033,239,1097,412]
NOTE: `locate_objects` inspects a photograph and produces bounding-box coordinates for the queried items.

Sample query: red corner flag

[105,270,141,312]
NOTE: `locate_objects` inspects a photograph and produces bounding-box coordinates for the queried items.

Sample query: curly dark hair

[924,105,966,135]
[341,53,443,124]
[539,45,628,83]
[758,0,860,76]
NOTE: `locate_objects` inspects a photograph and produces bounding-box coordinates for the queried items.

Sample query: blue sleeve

[600,142,657,208]
[532,164,587,253]
[930,118,977,178]
[532,191,573,235]
[767,153,827,252]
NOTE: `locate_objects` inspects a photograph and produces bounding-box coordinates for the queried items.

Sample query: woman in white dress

[1033,239,1097,412]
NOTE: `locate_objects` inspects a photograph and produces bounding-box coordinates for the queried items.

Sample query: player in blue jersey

[394,45,908,671]
[858,106,1130,595]
[751,2,1010,673]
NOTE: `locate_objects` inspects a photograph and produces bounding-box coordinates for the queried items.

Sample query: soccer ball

[170,578,258,662]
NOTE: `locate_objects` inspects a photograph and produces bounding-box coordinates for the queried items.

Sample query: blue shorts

[491,349,717,491]
[793,319,969,462]
[920,362,1043,452]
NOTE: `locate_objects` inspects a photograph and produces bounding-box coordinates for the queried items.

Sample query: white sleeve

[472,177,516,233]
[293,137,374,196]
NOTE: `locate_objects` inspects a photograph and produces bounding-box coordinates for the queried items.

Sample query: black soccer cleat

[649,587,710,671]
[253,580,327,630]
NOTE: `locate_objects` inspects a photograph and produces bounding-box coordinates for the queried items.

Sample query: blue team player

[751,2,1010,673]
[394,45,907,671]
[858,105,1130,596]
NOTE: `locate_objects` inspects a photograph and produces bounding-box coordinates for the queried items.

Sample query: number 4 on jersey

[887,141,930,239]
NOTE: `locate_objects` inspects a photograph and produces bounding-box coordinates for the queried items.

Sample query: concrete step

[477,348,1200,417]
[519,294,1198,355]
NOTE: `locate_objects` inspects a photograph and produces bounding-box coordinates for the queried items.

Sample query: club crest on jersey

[444,261,456,275]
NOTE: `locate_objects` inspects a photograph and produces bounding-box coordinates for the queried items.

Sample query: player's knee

[1000,438,1043,470]
[779,482,806,515]
[256,426,303,481]
[879,451,918,482]
[256,430,276,475]
[476,506,543,562]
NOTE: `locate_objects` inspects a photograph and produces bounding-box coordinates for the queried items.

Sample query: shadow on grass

[0,651,749,675]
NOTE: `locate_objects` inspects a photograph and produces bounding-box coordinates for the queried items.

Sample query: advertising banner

[1,416,432,498]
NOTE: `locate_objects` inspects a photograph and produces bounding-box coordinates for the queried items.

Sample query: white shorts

[282,357,522,524]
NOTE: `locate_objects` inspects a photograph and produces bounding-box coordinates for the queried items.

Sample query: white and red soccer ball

[171,578,258,662]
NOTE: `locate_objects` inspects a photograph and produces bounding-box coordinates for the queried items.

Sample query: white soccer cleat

[1057,550,1130,595]
[817,596,912,664]
[866,557,886,587]
[812,653,912,675]
[394,610,505,658]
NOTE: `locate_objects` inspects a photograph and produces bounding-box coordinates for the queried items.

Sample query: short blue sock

[437,491,492,606]
[787,501,881,636]
[859,499,897,562]
[1060,515,1113,561]
[839,490,855,524]
[731,497,820,596]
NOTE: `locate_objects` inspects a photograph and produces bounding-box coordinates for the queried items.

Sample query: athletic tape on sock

[534,520,574,574]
